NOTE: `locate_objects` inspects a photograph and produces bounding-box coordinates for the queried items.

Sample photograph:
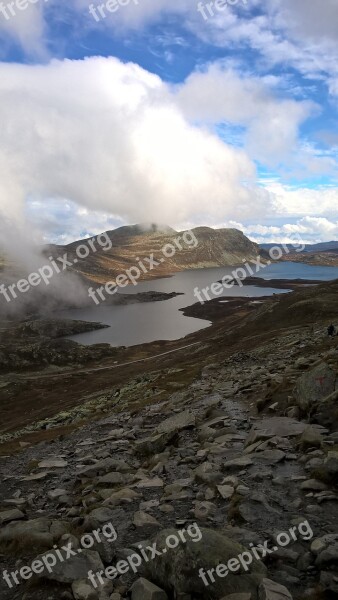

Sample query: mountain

[48,225,262,285]
[260,240,338,267]
[260,241,338,253]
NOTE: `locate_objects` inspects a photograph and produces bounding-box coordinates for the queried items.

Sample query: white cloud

[271,0,338,45]
[176,65,315,167]
[216,217,338,245]
[0,56,273,246]
[265,182,338,217]
[25,198,126,244]
[0,0,47,58]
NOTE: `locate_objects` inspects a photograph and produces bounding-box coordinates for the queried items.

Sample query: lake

[59,262,338,347]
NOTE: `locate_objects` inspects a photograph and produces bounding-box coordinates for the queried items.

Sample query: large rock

[248,418,307,439]
[135,410,196,457]
[194,462,223,485]
[223,457,253,472]
[37,549,104,583]
[0,518,68,552]
[315,539,338,568]
[258,578,293,600]
[72,579,99,600]
[156,410,196,435]
[294,363,337,414]
[322,451,338,482]
[299,426,323,451]
[131,577,168,600]
[0,509,25,525]
[143,528,267,599]
[78,458,124,478]
[315,390,338,430]
[134,431,177,457]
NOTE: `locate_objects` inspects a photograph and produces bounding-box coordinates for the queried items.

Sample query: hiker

[327,324,336,337]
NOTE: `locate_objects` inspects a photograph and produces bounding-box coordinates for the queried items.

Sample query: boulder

[294,363,336,414]
[134,432,177,457]
[38,549,104,583]
[315,390,338,430]
[156,410,195,435]
[0,518,67,552]
[0,509,25,525]
[322,451,338,482]
[143,528,267,599]
[315,541,338,568]
[299,427,323,451]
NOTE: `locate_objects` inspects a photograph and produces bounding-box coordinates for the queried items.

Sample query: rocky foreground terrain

[0,318,338,600]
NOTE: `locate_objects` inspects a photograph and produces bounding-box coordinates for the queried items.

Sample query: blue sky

[0,0,338,245]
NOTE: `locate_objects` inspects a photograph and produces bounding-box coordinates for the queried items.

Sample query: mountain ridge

[47,225,262,286]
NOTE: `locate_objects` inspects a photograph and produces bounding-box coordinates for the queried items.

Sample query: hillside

[46,225,262,286]
[260,241,338,267]
[284,249,338,267]
[260,241,338,253]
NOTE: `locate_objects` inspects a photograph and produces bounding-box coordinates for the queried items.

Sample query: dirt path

[19,342,202,380]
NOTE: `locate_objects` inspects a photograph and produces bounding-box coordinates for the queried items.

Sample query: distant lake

[59,262,338,347]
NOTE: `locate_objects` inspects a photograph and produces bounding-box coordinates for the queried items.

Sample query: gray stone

[0,518,66,551]
[258,578,293,600]
[299,427,323,450]
[48,489,68,500]
[294,363,336,414]
[300,479,328,491]
[143,528,266,598]
[217,485,235,500]
[0,509,25,525]
[72,579,99,600]
[84,507,121,533]
[133,511,161,528]
[38,459,68,468]
[257,450,285,464]
[248,418,306,439]
[315,542,338,568]
[97,472,126,486]
[39,549,104,583]
[156,410,195,435]
[78,458,123,478]
[131,577,168,600]
[194,462,223,485]
[134,432,177,457]
[223,457,253,471]
[320,571,338,594]
[322,451,338,480]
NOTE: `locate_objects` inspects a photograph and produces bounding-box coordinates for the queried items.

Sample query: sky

[0,0,338,245]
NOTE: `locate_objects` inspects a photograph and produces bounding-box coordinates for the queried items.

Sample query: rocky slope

[0,322,338,600]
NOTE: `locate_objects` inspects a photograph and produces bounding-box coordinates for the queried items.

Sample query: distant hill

[259,240,338,267]
[260,241,338,253]
[48,225,262,285]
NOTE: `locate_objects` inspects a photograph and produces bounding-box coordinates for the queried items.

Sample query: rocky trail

[0,329,338,600]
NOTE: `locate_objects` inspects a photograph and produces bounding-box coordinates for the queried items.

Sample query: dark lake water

[59,262,338,347]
